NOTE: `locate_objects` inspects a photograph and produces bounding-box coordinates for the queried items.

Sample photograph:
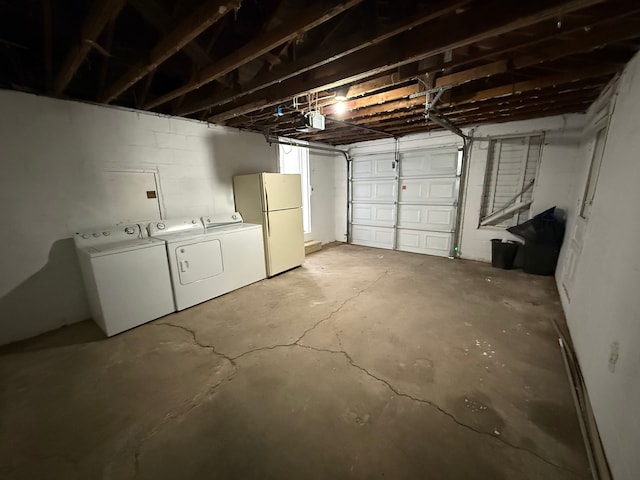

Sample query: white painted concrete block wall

[556,53,640,480]
[0,91,277,344]
[459,115,584,262]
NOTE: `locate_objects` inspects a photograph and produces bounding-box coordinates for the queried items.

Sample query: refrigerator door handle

[265,191,269,212]
[266,213,270,237]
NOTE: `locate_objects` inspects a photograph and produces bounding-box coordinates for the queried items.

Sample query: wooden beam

[97,18,116,100]
[145,0,364,110]
[130,0,224,68]
[323,20,636,120]
[177,0,471,115]
[206,0,607,122]
[42,0,52,92]
[434,18,640,89]
[138,68,157,108]
[451,65,618,105]
[101,0,239,103]
[53,0,125,95]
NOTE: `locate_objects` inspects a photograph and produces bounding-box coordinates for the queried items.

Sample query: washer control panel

[74,224,143,247]
[147,218,204,237]
[202,212,243,229]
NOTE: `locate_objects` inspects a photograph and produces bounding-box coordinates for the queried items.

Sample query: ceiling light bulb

[335,94,347,101]
[334,102,347,114]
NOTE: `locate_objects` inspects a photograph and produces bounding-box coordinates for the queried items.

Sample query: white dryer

[148,214,266,311]
[74,224,175,337]
[202,212,266,292]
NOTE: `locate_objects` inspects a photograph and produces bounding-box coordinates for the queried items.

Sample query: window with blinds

[480,135,544,227]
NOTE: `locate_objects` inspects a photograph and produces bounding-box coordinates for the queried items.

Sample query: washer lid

[79,237,165,257]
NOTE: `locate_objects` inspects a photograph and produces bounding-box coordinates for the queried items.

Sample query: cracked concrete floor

[0,243,590,479]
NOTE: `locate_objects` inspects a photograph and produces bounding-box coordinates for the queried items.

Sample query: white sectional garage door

[350,146,461,257]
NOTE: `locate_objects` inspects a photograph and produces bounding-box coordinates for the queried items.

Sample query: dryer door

[175,240,223,285]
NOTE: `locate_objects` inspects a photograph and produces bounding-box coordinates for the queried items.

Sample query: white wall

[0,90,277,345]
[458,115,584,262]
[556,53,640,480]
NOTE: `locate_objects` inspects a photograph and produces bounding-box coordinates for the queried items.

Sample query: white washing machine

[74,224,175,337]
[148,213,266,311]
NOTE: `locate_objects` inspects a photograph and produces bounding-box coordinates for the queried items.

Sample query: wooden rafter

[206,0,607,123]
[97,18,116,100]
[176,0,471,115]
[53,0,126,95]
[42,0,52,92]
[434,17,640,89]
[101,0,240,103]
[143,0,364,110]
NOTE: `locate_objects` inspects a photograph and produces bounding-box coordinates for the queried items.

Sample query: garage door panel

[396,229,452,257]
[397,205,455,232]
[399,148,458,177]
[351,225,394,250]
[352,203,396,227]
[399,178,459,204]
[352,154,396,179]
[352,179,397,203]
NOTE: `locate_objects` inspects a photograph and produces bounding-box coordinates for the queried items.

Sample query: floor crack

[154,322,236,367]
[232,270,389,362]
[295,344,580,476]
[132,377,230,478]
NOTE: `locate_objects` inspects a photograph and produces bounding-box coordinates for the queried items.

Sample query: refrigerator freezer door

[263,208,305,276]
[262,173,302,211]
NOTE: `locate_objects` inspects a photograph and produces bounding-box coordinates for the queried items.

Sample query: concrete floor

[0,243,590,479]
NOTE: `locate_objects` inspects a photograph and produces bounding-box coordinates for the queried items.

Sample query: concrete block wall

[341,119,583,263]
[0,91,277,344]
[555,52,640,480]
[459,115,584,262]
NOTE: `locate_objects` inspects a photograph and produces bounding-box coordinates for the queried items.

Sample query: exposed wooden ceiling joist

[53,0,126,95]
[130,0,218,67]
[4,0,639,144]
[176,0,472,116]
[101,0,240,103]
[206,0,608,123]
[143,0,364,110]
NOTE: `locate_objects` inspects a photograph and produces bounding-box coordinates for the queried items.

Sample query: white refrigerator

[233,173,305,277]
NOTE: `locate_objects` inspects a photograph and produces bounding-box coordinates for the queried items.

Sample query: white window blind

[481,135,543,227]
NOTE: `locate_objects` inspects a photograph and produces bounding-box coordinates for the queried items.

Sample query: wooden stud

[53,0,126,95]
[101,0,240,103]
[205,0,607,123]
[145,0,364,110]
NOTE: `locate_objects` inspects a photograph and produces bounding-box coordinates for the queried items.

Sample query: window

[279,144,311,233]
[480,135,543,227]
[580,126,607,219]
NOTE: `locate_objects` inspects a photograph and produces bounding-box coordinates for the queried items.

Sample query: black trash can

[490,239,520,269]
[523,243,560,275]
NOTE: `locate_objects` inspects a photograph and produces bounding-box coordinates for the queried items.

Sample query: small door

[175,240,223,285]
[103,170,161,222]
[262,173,302,211]
[263,208,305,276]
